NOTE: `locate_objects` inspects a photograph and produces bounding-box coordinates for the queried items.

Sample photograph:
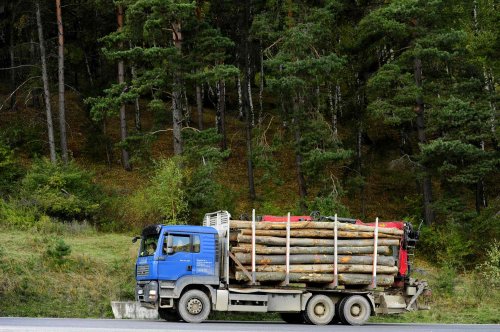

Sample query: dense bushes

[20,159,103,221]
[124,158,188,228]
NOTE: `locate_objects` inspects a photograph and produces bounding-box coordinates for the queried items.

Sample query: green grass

[0,228,138,318]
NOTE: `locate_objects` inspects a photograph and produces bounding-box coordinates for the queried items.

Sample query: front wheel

[177,289,211,323]
[338,295,371,326]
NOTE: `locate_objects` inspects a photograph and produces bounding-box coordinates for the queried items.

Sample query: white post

[251,209,256,284]
[226,218,230,287]
[285,212,291,285]
[371,217,379,288]
[333,214,338,287]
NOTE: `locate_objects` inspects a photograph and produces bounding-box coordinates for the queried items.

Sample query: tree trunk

[230,219,403,235]
[171,22,184,156]
[237,264,398,275]
[131,65,141,131]
[216,79,227,150]
[258,43,264,125]
[247,54,255,126]
[236,234,400,247]
[237,74,243,120]
[414,57,434,225]
[56,0,68,164]
[233,253,395,266]
[241,0,256,200]
[231,245,391,255]
[9,3,17,111]
[117,5,131,170]
[196,84,203,130]
[234,272,394,286]
[35,1,57,164]
[239,229,400,239]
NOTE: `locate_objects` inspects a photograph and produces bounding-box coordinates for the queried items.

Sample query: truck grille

[137,264,149,276]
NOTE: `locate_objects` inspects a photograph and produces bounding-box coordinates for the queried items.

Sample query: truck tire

[304,294,335,325]
[158,308,181,322]
[177,289,211,323]
[338,295,371,326]
[279,312,305,324]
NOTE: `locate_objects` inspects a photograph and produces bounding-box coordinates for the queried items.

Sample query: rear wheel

[158,308,181,322]
[177,289,211,323]
[304,295,335,325]
[279,312,305,324]
[338,295,371,326]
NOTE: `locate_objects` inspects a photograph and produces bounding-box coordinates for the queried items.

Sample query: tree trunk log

[236,234,400,247]
[233,253,395,266]
[234,272,394,285]
[231,245,391,255]
[240,229,399,239]
[230,220,403,236]
[36,0,57,164]
[237,264,398,274]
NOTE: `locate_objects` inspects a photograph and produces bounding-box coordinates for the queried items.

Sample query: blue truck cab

[135,224,220,321]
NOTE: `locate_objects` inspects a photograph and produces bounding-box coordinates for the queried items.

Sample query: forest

[0,0,498,321]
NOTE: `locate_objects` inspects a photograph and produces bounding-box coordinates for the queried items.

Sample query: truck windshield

[139,234,159,257]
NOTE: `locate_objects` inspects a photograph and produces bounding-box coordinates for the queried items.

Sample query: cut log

[234,272,394,285]
[236,264,398,274]
[230,220,403,236]
[240,229,399,239]
[237,234,400,247]
[231,245,391,255]
[233,253,395,266]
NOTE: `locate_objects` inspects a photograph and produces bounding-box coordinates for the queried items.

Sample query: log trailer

[133,211,430,325]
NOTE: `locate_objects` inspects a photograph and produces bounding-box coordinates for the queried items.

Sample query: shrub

[20,159,102,221]
[0,199,39,229]
[476,241,500,289]
[0,141,23,196]
[125,158,188,228]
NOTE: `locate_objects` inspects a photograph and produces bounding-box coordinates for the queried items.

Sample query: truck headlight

[138,289,144,295]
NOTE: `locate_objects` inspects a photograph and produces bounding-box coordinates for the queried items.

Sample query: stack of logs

[229,220,403,287]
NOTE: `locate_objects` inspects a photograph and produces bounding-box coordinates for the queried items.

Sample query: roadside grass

[0,228,138,318]
[372,259,500,324]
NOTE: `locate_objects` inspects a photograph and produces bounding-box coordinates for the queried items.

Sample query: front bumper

[136,280,158,307]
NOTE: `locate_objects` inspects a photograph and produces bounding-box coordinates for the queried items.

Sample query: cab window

[163,234,201,254]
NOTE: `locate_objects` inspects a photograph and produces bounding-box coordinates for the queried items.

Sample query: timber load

[229,218,403,288]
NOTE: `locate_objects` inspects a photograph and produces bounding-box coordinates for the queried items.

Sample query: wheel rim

[186,298,203,315]
[314,303,326,316]
[350,304,361,317]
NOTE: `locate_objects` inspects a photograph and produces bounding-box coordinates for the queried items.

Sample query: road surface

[0,318,499,332]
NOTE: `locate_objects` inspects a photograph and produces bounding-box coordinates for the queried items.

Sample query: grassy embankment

[1,226,498,322]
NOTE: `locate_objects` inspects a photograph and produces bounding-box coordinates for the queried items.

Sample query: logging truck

[133,211,430,325]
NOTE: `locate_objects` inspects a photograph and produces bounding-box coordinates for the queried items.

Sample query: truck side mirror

[132,236,140,243]
[166,235,174,254]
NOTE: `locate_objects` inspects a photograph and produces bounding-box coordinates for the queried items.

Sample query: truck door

[158,233,193,281]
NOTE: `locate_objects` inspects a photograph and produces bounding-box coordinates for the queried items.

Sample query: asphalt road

[0,318,499,332]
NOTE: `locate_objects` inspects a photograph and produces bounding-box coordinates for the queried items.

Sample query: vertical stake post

[333,214,338,287]
[226,218,230,287]
[371,217,379,289]
[251,209,256,284]
[285,212,291,285]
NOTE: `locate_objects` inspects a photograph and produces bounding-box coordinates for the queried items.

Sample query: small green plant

[46,238,72,265]
[434,265,457,295]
